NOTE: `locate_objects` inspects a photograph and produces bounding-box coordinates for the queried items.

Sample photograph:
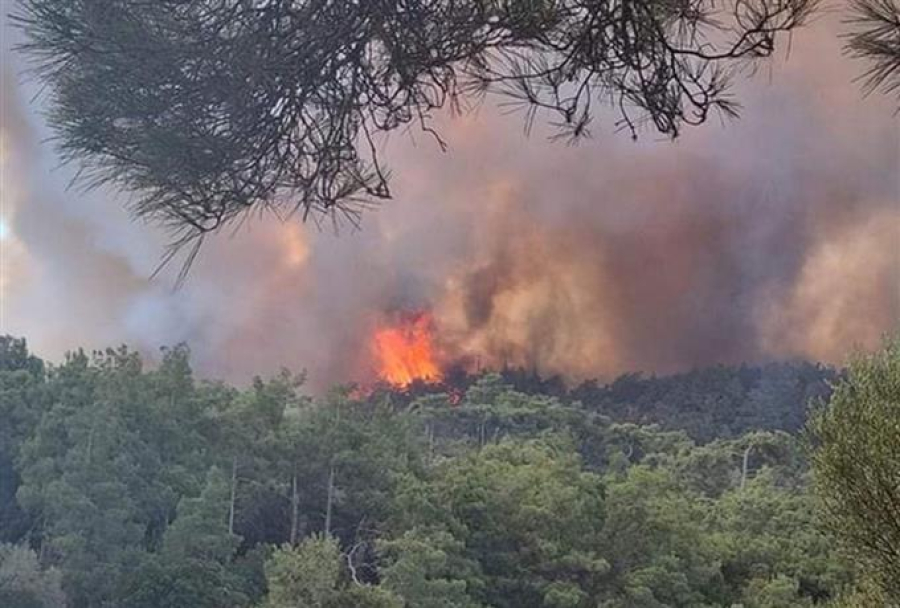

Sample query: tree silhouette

[846,0,900,103]
[16,0,816,262]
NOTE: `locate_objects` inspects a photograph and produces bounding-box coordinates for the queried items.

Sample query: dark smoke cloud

[1,12,897,390]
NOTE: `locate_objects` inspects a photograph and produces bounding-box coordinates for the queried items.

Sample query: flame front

[373,312,442,387]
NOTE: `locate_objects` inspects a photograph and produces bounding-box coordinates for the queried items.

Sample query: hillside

[0,337,853,607]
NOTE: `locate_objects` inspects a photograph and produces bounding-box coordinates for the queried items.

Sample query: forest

[3,0,899,606]
[0,334,877,608]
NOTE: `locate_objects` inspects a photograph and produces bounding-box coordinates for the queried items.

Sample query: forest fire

[372,311,443,387]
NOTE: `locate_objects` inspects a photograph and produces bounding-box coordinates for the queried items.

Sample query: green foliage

[162,466,240,563]
[0,338,862,607]
[263,535,342,608]
[115,555,246,608]
[326,584,403,608]
[393,439,609,608]
[569,363,836,442]
[808,338,900,602]
[0,336,45,377]
[262,535,402,608]
[826,577,894,608]
[0,543,66,608]
[741,574,810,608]
[599,465,723,607]
[0,339,47,541]
[379,528,483,608]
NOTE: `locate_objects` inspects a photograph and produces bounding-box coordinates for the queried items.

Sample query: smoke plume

[1,12,897,390]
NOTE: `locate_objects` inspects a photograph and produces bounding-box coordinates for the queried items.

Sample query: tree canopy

[15,0,815,253]
[808,338,900,604]
[0,335,874,607]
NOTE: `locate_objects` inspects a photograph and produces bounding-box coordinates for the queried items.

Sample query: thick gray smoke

[1,12,897,390]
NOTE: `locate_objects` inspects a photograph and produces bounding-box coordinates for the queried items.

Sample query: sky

[1,7,898,390]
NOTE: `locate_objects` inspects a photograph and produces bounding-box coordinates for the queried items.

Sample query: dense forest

[0,336,865,607]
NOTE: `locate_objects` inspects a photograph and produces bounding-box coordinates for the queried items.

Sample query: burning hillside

[1,13,897,392]
[372,311,444,387]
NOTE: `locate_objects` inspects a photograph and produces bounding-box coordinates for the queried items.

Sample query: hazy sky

[1,8,898,390]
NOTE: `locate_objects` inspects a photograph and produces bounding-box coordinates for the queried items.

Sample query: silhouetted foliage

[846,0,900,102]
[15,0,816,261]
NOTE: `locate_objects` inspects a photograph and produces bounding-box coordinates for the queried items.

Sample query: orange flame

[372,312,443,387]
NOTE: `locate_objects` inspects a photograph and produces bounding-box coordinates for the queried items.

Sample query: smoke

[1,11,897,390]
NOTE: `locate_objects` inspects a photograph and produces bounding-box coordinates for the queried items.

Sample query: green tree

[13,347,244,607]
[394,438,608,608]
[162,467,241,563]
[741,574,810,608]
[261,534,400,608]
[15,350,147,607]
[0,336,45,377]
[808,338,900,602]
[213,369,309,546]
[0,543,66,608]
[0,338,867,608]
[285,393,424,543]
[379,528,483,608]
[599,465,723,607]
[713,470,850,605]
[0,338,47,543]
[117,467,249,608]
[263,535,341,608]
[827,577,892,608]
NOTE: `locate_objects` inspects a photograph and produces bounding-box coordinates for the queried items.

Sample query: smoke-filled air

[1,10,898,393]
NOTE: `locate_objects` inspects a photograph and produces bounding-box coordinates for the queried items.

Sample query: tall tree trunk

[290,471,300,545]
[325,464,336,536]
[85,424,95,468]
[741,445,753,491]
[228,455,238,535]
